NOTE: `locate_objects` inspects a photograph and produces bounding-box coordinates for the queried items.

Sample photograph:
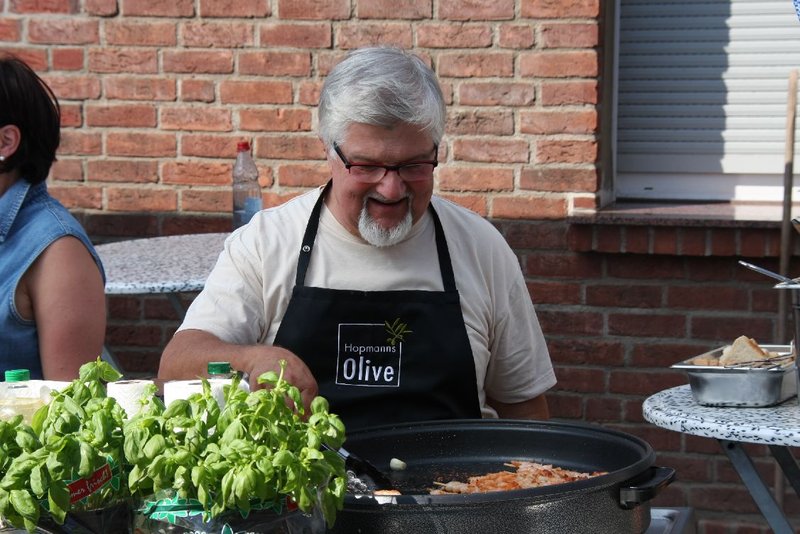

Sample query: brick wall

[4,0,799,532]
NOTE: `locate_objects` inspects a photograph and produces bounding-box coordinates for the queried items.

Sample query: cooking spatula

[324,444,397,491]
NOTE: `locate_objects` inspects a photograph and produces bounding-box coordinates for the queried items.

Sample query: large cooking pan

[329,419,674,534]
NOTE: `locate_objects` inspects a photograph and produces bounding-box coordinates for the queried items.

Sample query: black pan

[329,419,674,534]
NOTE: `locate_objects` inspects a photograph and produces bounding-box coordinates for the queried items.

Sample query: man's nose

[374,168,407,199]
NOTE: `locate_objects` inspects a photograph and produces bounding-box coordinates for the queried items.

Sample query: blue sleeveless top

[0,180,105,379]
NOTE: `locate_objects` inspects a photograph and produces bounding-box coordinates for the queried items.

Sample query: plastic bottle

[232,141,262,229]
[0,369,45,424]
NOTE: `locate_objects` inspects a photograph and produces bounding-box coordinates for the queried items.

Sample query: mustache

[363,192,412,204]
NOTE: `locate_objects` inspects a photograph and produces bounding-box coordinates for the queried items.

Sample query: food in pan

[430,461,606,494]
[688,336,793,367]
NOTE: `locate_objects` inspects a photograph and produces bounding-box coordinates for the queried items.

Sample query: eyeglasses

[333,142,438,183]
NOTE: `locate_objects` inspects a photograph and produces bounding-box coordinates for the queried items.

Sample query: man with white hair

[159,46,556,431]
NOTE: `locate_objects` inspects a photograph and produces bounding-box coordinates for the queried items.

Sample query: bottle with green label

[0,369,44,424]
[207,361,233,379]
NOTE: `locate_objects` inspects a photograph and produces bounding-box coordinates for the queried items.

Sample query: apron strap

[295,180,457,292]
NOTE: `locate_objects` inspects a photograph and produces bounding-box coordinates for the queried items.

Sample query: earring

[0,155,5,162]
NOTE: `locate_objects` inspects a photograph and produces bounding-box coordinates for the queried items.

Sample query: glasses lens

[398,163,435,181]
[349,165,385,183]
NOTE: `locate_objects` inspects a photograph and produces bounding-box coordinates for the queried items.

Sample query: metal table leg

[719,439,794,534]
[769,445,800,497]
[167,293,187,321]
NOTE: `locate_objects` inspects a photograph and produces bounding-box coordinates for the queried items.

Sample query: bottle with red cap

[232,140,262,229]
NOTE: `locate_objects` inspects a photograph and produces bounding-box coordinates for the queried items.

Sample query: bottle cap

[207,362,232,376]
[5,369,30,382]
[237,141,250,152]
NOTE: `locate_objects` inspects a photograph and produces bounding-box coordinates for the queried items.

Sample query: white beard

[358,195,413,247]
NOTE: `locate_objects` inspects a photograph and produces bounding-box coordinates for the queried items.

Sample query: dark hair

[0,55,60,184]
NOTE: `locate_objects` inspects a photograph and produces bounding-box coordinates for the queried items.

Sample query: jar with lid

[0,369,45,424]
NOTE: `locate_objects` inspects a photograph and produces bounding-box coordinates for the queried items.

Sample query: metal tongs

[723,352,796,370]
[323,444,397,491]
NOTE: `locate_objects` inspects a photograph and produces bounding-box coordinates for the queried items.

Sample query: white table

[95,233,229,370]
[95,233,229,319]
[643,385,800,533]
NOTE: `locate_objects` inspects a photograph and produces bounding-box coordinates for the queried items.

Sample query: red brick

[520,110,597,134]
[121,0,194,17]
[458,82,534,106]
[299,81,322,105]
[105,21,177,46]
[608,369,686,395]
[535,140,597,164]
[630,342,706,368]
[51,48,83,70]
[181,135,240,158]
[520,167,597,193]
[688,486,758,514]
[107,132,177,157]
[58,131,102,156]
[709,228,737,256]
[85,0,117,15]
[259,22,331,48]
[277,0,349,20]
[107,187,178,211]
[521,0,600,18]
[437,193,487,216]
[502,220,568,249]
[540,80,598,105]
[608,313,686,338]
[437,167,514,192]
[163,50,233,74]
[219,80,293,104]
[181,22,254,48]
[554,366,607,393]
[537,310,603,335]
[546,393,582,419]
[520,50,598,77]
[417,23,492,48]
[255,135,325,160]
[680,227,708,256]
[263,191,303,209]
[357,0,431,19]
[453,138,528,163]
[199,0,269,17]
[106,324,165,346]
[493,195,567,219]
[585,397,623,422]
[162,161,232,186]
[498,23,534,49]
[50,158,83,182]
[667,285,749,311]
[239,51,311,76]
[690,316,774,343]
[546,338,625,366]
[87,160,158,183]
[59,104,82,127]
[48,185,102,209]
[160,107,232,132]
[526,251,602,278]
[336,23,414,49]
[653,227,678,255]
[277,163,330,187]
[28,19,98,44]
[607,254,684,280]
[3,49,47,69]
[594,225,622,253]
[89,49,158,73]
[239,109,312,132]
[104,77,177,101]
[527,281,582,305]
[44,75,101,100]
[438,52,514,77]
[180,79,215,103]
[86,104,157,127]
[540,22,599,48]
[586,285,663,308]
[447,110,514,135]
[0,18,22,41]
[161,215,230,235]
[180,189,232,213]
[10,0,76,12]
[438,0,514,20]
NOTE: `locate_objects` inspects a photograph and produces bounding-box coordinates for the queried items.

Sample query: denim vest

[0,180,105,379]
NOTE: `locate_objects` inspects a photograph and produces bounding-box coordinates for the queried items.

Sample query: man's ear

[0,124,21,159]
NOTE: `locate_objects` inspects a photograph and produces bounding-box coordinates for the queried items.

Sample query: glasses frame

[333,142,439,183]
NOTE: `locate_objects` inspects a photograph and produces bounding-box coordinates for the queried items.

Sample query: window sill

[565,201,800,258]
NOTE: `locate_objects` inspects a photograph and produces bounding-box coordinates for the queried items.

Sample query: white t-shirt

[179,187,556,417]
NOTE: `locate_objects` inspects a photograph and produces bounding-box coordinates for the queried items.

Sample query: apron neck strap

[295,180,457,291]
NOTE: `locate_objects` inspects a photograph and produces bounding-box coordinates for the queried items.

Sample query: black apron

[273,185,481,431]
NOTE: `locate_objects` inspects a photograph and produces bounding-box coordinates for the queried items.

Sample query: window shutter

[616,0,800,200]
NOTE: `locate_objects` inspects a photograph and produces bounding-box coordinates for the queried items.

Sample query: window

[614,0,800,202]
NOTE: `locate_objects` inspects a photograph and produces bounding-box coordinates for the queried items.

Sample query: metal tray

[671,345,797,407]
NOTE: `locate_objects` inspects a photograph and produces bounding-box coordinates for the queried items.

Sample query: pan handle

[618,466,676,510]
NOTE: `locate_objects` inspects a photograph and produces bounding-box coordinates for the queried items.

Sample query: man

[159,46,556,431]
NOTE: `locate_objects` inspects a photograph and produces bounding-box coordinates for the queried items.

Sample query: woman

[0,55,106,380]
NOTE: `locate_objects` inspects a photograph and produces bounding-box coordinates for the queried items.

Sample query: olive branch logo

[385,318,412,346]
